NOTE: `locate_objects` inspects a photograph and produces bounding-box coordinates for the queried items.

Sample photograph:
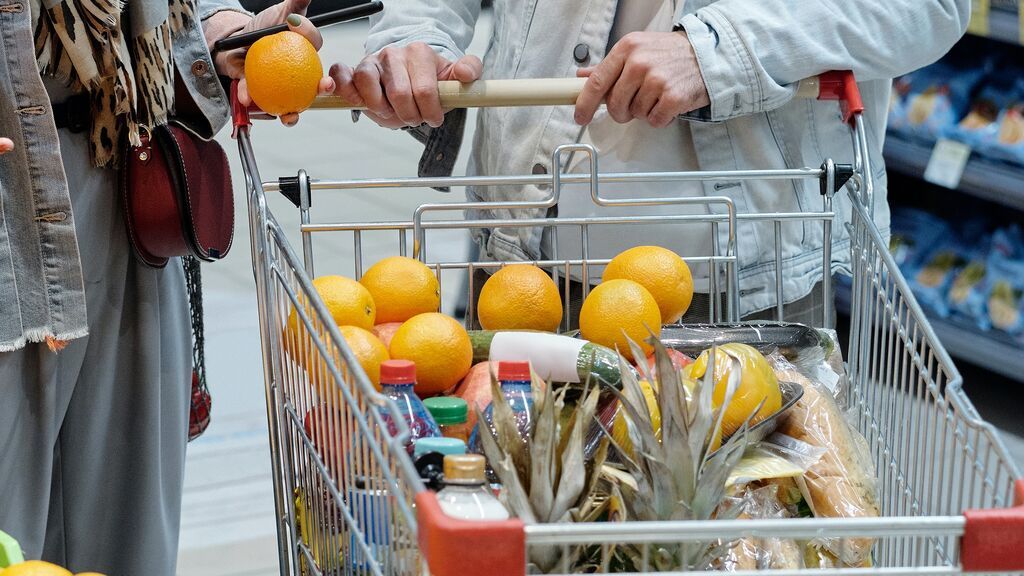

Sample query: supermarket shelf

[970,8,1023,46]
[883,135,1024,213]
[836,279,1024,382]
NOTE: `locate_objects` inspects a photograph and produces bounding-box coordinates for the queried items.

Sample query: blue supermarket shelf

[835,277,1024,382]
[883,135,1024,213]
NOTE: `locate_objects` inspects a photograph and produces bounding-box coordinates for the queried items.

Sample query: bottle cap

[497,361,531,382]
[380,359,416,384]
[422,397,468,425]
[413,437,467,459]
[443,454,486,484]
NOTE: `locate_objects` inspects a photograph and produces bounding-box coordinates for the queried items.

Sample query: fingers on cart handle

[416,492,526,576]
[797,70,864,126]
[961,479,1024,572]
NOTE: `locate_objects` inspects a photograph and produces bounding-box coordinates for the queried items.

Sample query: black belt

[51,94,90,133]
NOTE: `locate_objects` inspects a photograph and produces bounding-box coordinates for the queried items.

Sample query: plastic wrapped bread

[773,356,880,566]
[719,485,803,570]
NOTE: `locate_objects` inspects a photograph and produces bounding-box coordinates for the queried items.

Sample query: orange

[603,246,693,323]
[285,276,376,379]
[686,343,781,440]
[477,264,563,332]
[244,31,322,116]
[0,561,72,576]
[579,279,662,361]
[389,313,473,397]
[338,326,390,391]
[360,256,440,323]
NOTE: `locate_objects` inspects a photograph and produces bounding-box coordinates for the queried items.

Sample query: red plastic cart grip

[816,70,864,126]
[231,80,251,138]
[416,491,526,576]
[961,479,1024,572]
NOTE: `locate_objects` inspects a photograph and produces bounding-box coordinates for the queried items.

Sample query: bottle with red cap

[378,359,441,455]
[468,360,535,455]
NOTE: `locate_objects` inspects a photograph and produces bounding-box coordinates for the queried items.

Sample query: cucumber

[467,330,628,389]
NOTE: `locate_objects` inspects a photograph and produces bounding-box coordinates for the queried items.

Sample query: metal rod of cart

[231,71,1024,575]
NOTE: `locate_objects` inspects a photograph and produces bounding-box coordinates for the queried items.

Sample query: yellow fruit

[244,31,322,116]
[338,326,390,391]
[0,561,72,576]
[579,279,662,360]
[612,380,660,457]
[686,343,781,440]
[285,276,376,380]
[360,256,440,323]
[477,264,563,332]
[603,246,693,323]
[389,313,473,397]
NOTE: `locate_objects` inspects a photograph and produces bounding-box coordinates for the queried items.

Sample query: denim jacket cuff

[677,10,760,122]
[198,4,252,23]
[370,33,464,63]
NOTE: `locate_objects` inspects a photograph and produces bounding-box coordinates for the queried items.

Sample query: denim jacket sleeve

[678,0,970,122]
[364,0,480,60]
[173,0,252,139]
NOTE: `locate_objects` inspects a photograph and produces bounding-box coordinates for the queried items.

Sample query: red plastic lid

[498,361,531,382]
[380,360,416,384]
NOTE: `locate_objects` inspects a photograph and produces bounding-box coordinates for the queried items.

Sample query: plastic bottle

[377,359,441,455]
[435,454,510,521]
[469,361,534,454]
[423,396,473,442]
[414,437,467,491]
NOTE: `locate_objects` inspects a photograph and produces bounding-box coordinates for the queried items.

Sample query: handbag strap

[184,255,212,441]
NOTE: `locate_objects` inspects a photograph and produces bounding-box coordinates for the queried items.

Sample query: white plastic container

[435,454,509,521]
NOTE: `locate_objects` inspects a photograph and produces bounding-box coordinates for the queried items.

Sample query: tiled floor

[176,17,1024,576]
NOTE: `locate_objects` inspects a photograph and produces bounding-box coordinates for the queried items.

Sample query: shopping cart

[231,71,1024,576]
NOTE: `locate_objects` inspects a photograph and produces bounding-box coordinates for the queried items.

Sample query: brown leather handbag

[121,121,234,268]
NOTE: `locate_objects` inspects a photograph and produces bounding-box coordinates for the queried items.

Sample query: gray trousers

[0,127,190,575]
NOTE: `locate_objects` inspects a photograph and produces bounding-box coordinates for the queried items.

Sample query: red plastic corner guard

[962,479,1024,572]
[230,80,251,139]
[416,491,526,576]
[816,70,865,126]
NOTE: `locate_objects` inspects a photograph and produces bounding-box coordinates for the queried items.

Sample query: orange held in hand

[244,31,323,116]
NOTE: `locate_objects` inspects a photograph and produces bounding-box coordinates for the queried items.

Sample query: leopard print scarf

[34,0,198,167]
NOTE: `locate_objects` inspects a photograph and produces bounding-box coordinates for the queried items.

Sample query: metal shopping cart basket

[231,71,1024,575]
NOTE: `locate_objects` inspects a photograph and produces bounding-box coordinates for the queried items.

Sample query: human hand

[0,138,12,155]
[208,0,335,126]
[574,31,710,128]
[330,43,483,129]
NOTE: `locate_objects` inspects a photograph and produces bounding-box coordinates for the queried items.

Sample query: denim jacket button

[190,59,209,77]
[532,163,547,175]
[572,43,589,64]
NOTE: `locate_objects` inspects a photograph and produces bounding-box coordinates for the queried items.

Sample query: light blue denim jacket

[0,0,246,351]
[366,0,969,315]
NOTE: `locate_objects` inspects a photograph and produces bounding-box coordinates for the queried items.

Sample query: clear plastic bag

[718,484,804,570]
[770,355,880,566]
[727,433,826,488]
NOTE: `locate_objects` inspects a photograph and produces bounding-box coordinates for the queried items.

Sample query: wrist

[202,10,253,53]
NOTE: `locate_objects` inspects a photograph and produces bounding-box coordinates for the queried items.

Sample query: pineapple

[476,369,610,573]
[601,337,759,571]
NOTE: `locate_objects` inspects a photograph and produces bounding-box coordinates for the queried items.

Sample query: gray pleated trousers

[0,123,190,575]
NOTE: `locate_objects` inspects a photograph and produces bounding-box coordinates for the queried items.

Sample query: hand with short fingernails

[574,31,710,128]
[330,42,483,129]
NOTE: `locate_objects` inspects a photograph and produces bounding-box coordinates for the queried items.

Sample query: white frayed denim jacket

[366,0,969,315]
[0,0,245,351]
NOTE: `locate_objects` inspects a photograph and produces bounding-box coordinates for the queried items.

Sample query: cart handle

[961,478,1024,572]
[416,491,526,576]
[230,71,865,131]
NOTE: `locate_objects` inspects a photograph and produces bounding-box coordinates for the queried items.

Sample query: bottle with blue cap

[413,437,467,491]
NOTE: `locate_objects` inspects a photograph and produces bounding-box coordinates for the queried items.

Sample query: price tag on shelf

[924,138,972,189]
[968,0,991,36]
